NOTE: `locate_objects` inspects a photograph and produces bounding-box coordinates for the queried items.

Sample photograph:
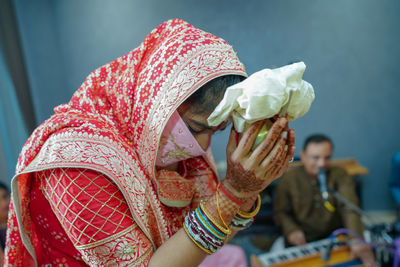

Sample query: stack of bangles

[183,187,261,254]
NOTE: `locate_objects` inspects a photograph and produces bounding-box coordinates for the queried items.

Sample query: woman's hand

[223,117,295,200]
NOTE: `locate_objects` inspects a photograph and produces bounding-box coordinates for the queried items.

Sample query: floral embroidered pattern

[77,226,153,266]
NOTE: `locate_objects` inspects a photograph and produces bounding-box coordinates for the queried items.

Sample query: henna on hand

[224,117,295,200]
[224,156,267,197]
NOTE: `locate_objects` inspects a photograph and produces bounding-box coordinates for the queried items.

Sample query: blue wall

[11,0,400,210]
[0,42,28,182]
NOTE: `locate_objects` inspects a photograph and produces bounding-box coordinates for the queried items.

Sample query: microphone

[320,239,334,261]
[318,168,328,199]
[318,168,335,212]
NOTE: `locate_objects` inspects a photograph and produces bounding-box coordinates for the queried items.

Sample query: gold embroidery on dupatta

[22,131,168,247]
[76,224,153,266]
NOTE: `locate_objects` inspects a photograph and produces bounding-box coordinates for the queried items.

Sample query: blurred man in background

[274,134,375,266]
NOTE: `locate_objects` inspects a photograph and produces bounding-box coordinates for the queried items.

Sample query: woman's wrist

[203,183,260,227]
[203,185,241,227]
[240,194,259,212]
[230,194,260,231]
[221,180,258,204]
[200,183,260,236]
[184,183,260,254]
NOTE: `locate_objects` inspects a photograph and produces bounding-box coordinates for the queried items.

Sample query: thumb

[226,127,239,155]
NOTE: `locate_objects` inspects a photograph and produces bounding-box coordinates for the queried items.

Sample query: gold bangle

[200,202,231,235]
[237,194,261,218]
[216,183,231,231]
[195,208,226,239]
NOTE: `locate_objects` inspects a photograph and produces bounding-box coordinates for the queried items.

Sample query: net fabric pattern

[38,168,153,265]
[39,168,133,245]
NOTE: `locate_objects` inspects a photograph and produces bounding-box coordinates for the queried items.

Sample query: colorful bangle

[195,206,227,239]
[190,212,224,245]
[219,183,244,206]
[188,211,223,252]
[183,207,227,254]
[200,201,232,235]
[183,216,213,254]
[231,214,254,230]
[237,194,261,218]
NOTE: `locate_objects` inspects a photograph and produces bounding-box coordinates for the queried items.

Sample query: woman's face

[177,103,228,151]
[0,188,10,222]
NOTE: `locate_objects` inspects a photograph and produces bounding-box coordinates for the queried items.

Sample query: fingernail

[284,145,288,151]
[282,131,288,139]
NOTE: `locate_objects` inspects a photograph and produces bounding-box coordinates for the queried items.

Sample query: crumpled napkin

[207,62,315,132]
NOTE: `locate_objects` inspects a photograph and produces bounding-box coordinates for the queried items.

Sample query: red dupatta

[5,19,247,265]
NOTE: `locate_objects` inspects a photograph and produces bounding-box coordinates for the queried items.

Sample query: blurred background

[0,0,399,213]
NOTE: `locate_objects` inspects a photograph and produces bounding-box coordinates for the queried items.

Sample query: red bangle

[218,183,244,206]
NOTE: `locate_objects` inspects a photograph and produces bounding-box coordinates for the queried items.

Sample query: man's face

[300,141,333,176]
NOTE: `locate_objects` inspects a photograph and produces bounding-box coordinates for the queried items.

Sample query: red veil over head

[6,19,246,265]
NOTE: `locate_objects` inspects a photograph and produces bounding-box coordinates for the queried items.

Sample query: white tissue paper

[207,62,315,132]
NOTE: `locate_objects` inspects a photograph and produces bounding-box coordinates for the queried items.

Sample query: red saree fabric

[5,19,247,266]
[32,168,153,265]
